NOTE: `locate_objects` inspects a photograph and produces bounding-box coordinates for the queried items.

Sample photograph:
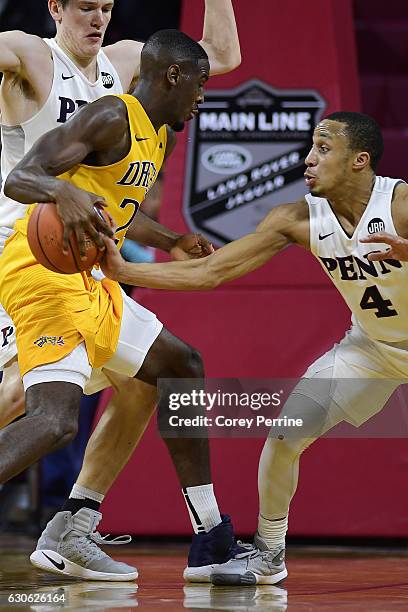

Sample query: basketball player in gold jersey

[0,0,241,581]
[1,30,245,581]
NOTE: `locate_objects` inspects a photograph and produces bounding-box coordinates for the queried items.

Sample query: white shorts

[294,323,408,426]
[22,291,163,394]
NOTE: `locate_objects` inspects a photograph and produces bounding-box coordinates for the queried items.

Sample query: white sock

[258,514,288,550]
[70,483,105,504]
[182,484,222,534]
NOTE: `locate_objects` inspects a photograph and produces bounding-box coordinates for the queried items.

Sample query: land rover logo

[183,79,326,245]
[202,145,252,175]
[101,72,115,89]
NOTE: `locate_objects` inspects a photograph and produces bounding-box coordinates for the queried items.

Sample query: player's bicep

[0,32,47,76]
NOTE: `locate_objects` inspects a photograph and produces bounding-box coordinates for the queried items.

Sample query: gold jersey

[0,95,167,376]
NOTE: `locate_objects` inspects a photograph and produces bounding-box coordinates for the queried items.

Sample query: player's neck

[131,85,166,133]
[54,35,99,81]
[329,173,376,222]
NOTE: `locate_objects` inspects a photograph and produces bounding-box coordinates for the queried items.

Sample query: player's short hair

[325,111,384,170]
[141,29,208,67]
[59,0,70,7]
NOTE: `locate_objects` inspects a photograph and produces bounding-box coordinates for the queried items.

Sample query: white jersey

[0,37,123,239]
[307,176,408,342]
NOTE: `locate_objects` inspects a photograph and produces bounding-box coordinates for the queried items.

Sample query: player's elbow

[4,170,21,201]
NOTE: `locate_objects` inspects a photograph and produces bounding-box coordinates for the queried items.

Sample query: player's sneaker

[211,532,287,586]
[183,514,252,583]
[30,508,138,581]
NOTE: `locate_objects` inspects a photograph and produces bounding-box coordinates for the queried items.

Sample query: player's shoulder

[276,199,309,222]
[103,40,143,92]
[393,180,408,201]
[103,40,143,69]
[74,95,128,136]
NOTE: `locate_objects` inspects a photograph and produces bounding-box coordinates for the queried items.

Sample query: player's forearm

[117,258,212,290]
[4,167,65,205]
[200,0,241,75]
[126,211,181,252]
[115,230,285,290]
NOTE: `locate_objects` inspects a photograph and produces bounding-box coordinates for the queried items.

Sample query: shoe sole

[183,563,220,583]
[212,567,288,586]
[30,550,138,581]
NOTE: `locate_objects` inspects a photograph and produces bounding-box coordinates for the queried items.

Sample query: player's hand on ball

[170,233,214,261]
[54,182,114,258]
[360,232,408,261]
[100,236,126,281]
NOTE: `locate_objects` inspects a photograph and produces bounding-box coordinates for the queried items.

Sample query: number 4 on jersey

[360,285,398,318]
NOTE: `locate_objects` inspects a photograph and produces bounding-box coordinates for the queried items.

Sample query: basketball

[27,202,111,274]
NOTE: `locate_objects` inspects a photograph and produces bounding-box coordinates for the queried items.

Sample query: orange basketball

[27,202,111,274]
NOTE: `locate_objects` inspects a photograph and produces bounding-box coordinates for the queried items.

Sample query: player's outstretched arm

[127,210,214,259]
[0,31,49,76]
[4,96,128,253]
[199,0,241,74]
[101,202,305,289]
[104,0,240,90]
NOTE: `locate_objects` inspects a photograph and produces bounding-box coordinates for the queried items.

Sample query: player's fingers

[360,232,396,245]
[93,209,114,238]
[366,249,392,262]
[62,224,71,255]
[197,233,214,253]
[75,227,89,260]
[86,220,106,251]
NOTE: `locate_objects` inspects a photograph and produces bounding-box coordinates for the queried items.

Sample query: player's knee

[271,436,305,461]
[47,414,78,448]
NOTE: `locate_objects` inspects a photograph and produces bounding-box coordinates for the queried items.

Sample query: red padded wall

[99,1,408,537]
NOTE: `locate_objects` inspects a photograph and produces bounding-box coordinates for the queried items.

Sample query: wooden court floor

[1,535,408,610]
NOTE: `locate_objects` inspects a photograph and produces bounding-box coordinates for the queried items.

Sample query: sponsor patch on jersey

[367,218,385,234]
[34,336,65,348]
[101,72,115,89]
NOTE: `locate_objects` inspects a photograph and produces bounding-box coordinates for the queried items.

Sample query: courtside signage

[183,79,326,245]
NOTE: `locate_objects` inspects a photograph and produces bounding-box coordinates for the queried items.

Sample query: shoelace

[91,532,132,545]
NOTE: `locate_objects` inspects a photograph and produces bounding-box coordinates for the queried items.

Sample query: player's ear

[48,0,63,24]
[353,151,370,171]
[167,64,181,86]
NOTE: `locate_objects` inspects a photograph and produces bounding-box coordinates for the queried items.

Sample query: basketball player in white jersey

[0,0,241,580]
[100,111,408,585]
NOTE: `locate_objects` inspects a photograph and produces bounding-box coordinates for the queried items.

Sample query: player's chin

[171,120,186,132]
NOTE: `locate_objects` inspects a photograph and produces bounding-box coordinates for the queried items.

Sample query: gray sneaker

[30,508,138,581]
[211,533,287,586]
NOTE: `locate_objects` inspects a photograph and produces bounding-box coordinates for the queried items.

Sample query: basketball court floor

[1,534,408,610]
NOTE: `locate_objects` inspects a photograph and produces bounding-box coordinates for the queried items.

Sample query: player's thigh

[296,330,401,427]
[101,292,201,386]
[98,293,163,384]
